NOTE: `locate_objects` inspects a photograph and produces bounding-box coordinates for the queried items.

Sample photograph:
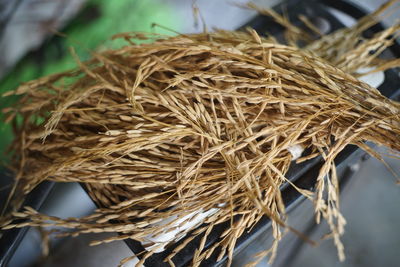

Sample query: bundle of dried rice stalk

[1,1,400,266]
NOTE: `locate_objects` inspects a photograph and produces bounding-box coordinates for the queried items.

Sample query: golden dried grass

[1,1,400,266]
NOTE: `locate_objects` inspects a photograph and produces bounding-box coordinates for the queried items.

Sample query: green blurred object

[0,0,181,163]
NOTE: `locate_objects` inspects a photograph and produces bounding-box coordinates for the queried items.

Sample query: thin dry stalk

[1,1,400,266]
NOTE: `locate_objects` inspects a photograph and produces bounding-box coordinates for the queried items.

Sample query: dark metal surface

[0,170,54,267]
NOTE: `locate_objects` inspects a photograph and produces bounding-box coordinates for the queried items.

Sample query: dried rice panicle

[1,2,400,266]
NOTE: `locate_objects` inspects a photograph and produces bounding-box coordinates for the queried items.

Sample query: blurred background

[0,0,399,266]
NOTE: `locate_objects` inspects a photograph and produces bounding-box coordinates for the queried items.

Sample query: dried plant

[1,1,400,266]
